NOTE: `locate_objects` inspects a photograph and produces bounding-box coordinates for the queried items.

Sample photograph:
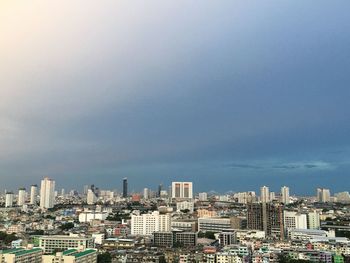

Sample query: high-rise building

[123,177,128,198]
[247,202,284,238]
[5,192,14,207]
[171,182,193,201]
[17,187,26,206]
[335,191,350,203]
[87,189,97,205]
[143,188,149,199]
[157,184,162,198]
[30,184,38,205]
[307,210,321,230]
[316,188,331,203]
[40,177,55,209]
[260,186,270,203]
[131,211,171,235]
[281,186,290,204]
[283,210,307,236]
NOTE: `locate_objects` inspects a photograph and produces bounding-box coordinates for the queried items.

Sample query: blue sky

[0,1,350,194]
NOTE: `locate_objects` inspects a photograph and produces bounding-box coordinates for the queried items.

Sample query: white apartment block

[131,211,171,236]
[176,200,194,213]
[38,235,94,254]
[40,177,55,209]
[172,182,193,200]
[284,211,307,236]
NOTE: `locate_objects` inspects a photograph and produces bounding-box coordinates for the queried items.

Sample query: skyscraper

[123,178,128,198]
[316,188,331,203]
[5,192,14,208]
[171,182,193,201]
[260,186,270,203]
[40,177,55,209]
[281,186,290,204]
[30,185,38,205]
[17,187,26,206]
[247,202,284,239]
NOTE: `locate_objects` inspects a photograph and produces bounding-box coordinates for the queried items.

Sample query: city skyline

[1,1,350,194]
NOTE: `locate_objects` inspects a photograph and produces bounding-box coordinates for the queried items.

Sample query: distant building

[123,178,128,198]
[40,177,55,209]
[17,188,26,206]
[5,192,14,208]
[260,186,270,203]
[143,188,149,199]
[307,210,321,230]
[219,231,237,246]
[198,192,208,201]
[281,186,290,204]
[171,182,193,201]
[284,210,307,236]
[317,188,331,203]
[30,185,38,205]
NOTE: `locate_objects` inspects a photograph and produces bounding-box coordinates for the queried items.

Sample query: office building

[38,235,94,254]
[247,202,284,238]
[281,186,290,204]
[5,192,14,208]
[335,191,350,203]
[17,188,26,206]
[176,200,194,213]
[123,178,128,198]
[198,217,233,233]
[42,249,97,263]
[131,211,171,236]
[171,182,193,201]
[40,177,55,209]
[260,186,270,203]
[86,189,97,205]
[30,185,38,205]
[317,188,331,203]
[0,247,42,263]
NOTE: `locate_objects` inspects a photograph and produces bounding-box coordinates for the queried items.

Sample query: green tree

[97,252,112,263]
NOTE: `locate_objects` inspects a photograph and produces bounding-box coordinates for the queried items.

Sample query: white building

[143,188,149,199]
[176,200,194,213]
[198,217,232,233]
[78,211,108,223]
[5,192,14,208]
[198,192,207,201]
[171,182,193,200]
[317,188,331,203]
[39,235,94,254]
[281,186,290,204]
[131,211,171,236]
[40,177,55,209]
[17,188,26,206]
[86,189,97,205]
[284,211,307,236]
[260,186,269,203]
[30,185,38,205]
[307,210,320,229]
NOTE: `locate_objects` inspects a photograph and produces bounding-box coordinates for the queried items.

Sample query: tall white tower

[40,177,55,209]
[260,186,270,203]
[5,192,14,208]
[30,185,38,205]
[17,188,26,206]
[281,186,290,204]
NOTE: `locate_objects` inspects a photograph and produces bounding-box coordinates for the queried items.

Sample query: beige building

[42,249,97,263]
[38,235,94,254]
[0,247,42,263]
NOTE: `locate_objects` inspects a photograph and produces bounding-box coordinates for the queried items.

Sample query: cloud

[228,161,334,171]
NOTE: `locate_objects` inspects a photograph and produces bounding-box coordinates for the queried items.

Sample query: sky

[0,1,350,195]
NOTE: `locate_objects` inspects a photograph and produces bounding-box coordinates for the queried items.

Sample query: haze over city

[1,1,350,194]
